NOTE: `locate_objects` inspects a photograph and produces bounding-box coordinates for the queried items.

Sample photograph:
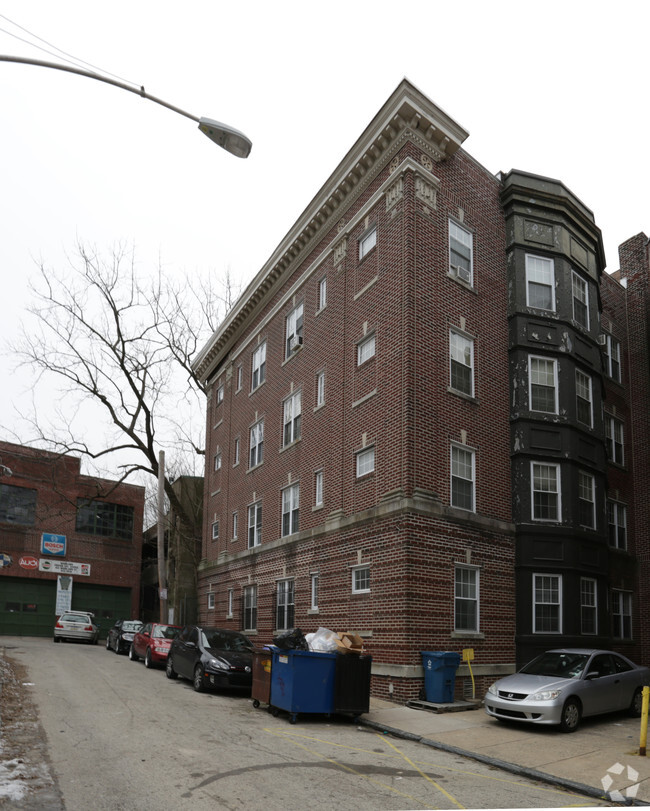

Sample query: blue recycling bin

[421,651,460,703]
[270,649,337,722]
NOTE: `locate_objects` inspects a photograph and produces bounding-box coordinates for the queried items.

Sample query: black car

[106,619,143,654]
[165,625,253,692]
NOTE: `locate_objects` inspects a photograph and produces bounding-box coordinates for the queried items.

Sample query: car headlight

[123,634,134,641]
[530,690,561,701]
[207,657,229,671]
[487,682,498,696]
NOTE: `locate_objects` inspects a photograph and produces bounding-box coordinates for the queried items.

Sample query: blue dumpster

[421,651,460,703]
[270,649,337,722]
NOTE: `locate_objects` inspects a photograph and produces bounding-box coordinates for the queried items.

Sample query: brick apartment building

[0,441,144,638]
[192,80,648,700]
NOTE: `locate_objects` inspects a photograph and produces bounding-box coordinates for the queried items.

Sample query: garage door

[0,577,56,637]
[71,583,133,639]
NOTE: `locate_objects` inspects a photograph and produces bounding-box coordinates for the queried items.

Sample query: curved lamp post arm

[0,54,252,158]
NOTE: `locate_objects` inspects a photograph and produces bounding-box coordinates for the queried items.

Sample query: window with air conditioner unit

[449,220,473,285]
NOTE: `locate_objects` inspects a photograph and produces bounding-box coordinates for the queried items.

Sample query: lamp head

[198,117,252,159]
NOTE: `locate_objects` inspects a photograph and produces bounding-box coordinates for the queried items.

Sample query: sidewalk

[362,697,650,804]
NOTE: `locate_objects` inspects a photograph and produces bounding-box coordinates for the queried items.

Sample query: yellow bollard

[639,686,649,756]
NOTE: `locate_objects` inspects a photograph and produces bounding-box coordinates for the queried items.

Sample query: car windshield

[202,629,252,651]
[520,652,589,679]
[153,625,180,640]
[121,621,142,632]
[61,614,90,623]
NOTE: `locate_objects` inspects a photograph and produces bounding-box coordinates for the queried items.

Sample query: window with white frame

[451,445,475,511]
[314,470,323,507]
[316,370,325,407]
[449,220,473,284]
[604,334,621,382]
[529,356,558,413]
[318,276,327,310]
[531,462,560,521]
[359,226,376,260]
[533,573,562,633]
[214,452,222,472]
[455,566,479,632]
[310,573,319,610]
[232,511,238,540]
[612,590,632,639]
[576,369,593,427]
[578,471,595,529]
[572,272,589,329]
[208,592,215,610]
[276,579,295,631]
[248,501,262,548]
[352,564,370,593]
[233,437,240,466]
[216,383,224,405]
[211,520,219,541]
[607,500,627,550]
[580,577,597,635]
[236,365,243,391]
[526,254,555,311]
[357,334,376,366]
[283,391,301,446]
[282,483,299,537]
[251,342,266,391]
[243,585,257,631]
[227,588,234,617]
[249,419,264,468]
[286,303,304,356]
[605,415,624,465]
[356,446,375,478]
[450,330,474,396]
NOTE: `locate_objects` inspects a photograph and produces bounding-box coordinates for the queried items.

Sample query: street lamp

[0,55,252,158]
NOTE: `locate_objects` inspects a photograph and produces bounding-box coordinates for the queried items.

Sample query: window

[249,420,264,468]
[318,276,327,310]
[605,416,624,465]
[232,511,238,540]
[243,585,257,631]
[576,370,593,427]
[359,226,376,260]
[236,365,243,391]
[283,392,301,446]
[211,521,219,541]
[248,501,262,548]
[612,591,632,639]
[455,566,479,632]
[607,501,627,550]
[314,470,323,507]
[533,573,562,633]
[286,303,304,356]
[276,580,295,631]
[572,272,589,329]
[531,462,560,522]
[252,342,266,391]
[76,500,134,541]
[352,564,370,593]
[357,334,376,365]
[316,370,325,407]
[604,334,621,382]
[529,356,557,413]
[449,220,473,284]
[526,254,555,311]
[0,483,37,526]
[208,592,215,610]
[214,452,222,472]
[233,437,240,466]
[451,445,475,511]
[580,578,597,635]
[578,471,595,529]
[356,446,375,478]
[282,483,299,537]
[310,573,319,610]
[216,384,224,405]
[227,589,234,617]
[450,331,474,396]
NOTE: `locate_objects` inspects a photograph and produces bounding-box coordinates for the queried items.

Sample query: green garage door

[71,583,133,640]
[0,577,56,637]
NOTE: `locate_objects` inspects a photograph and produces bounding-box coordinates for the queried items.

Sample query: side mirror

[586,671,600,680]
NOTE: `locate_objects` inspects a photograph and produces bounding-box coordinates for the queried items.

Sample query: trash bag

[306,627,339,653]
[272,628,308,650]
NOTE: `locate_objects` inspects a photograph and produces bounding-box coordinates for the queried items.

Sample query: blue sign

[41,533,66,556]
[0,553,12,567]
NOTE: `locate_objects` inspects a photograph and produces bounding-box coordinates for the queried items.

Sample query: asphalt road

[4,637,608,809]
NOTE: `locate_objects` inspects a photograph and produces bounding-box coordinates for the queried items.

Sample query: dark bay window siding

[76,499,134,541]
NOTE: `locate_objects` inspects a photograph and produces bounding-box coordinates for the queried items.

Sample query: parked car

[485,648,650,732]
[53,611,99,644]
[166,625,253,692]
[106,619,143,654]
[130,622,182,668]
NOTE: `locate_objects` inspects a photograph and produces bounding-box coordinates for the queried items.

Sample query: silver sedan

[485,648,650,732]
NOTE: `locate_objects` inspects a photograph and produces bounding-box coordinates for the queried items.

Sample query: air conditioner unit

[290,335,303,351]
[597,334,607,346]
[451,264,471,283]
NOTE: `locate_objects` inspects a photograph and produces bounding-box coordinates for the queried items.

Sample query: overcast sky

[1,1,648,472]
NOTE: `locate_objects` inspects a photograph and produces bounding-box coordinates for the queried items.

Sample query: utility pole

[157,450,168,623]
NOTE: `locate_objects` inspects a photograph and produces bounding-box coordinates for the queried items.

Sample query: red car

[129,622,182,668]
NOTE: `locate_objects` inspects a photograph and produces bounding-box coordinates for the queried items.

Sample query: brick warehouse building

[192,80,648,700]
[0,441,144,638]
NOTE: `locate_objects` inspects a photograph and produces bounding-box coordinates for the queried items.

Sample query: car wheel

[106,637,111,650]
[630,687,644,717]
[129,645,138,662]
[53,636,60,643]
[166,655,178,680]
[193,665,205,692]
[145,649,153,669]
[115,640,121,654]
[560,698,581,732]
